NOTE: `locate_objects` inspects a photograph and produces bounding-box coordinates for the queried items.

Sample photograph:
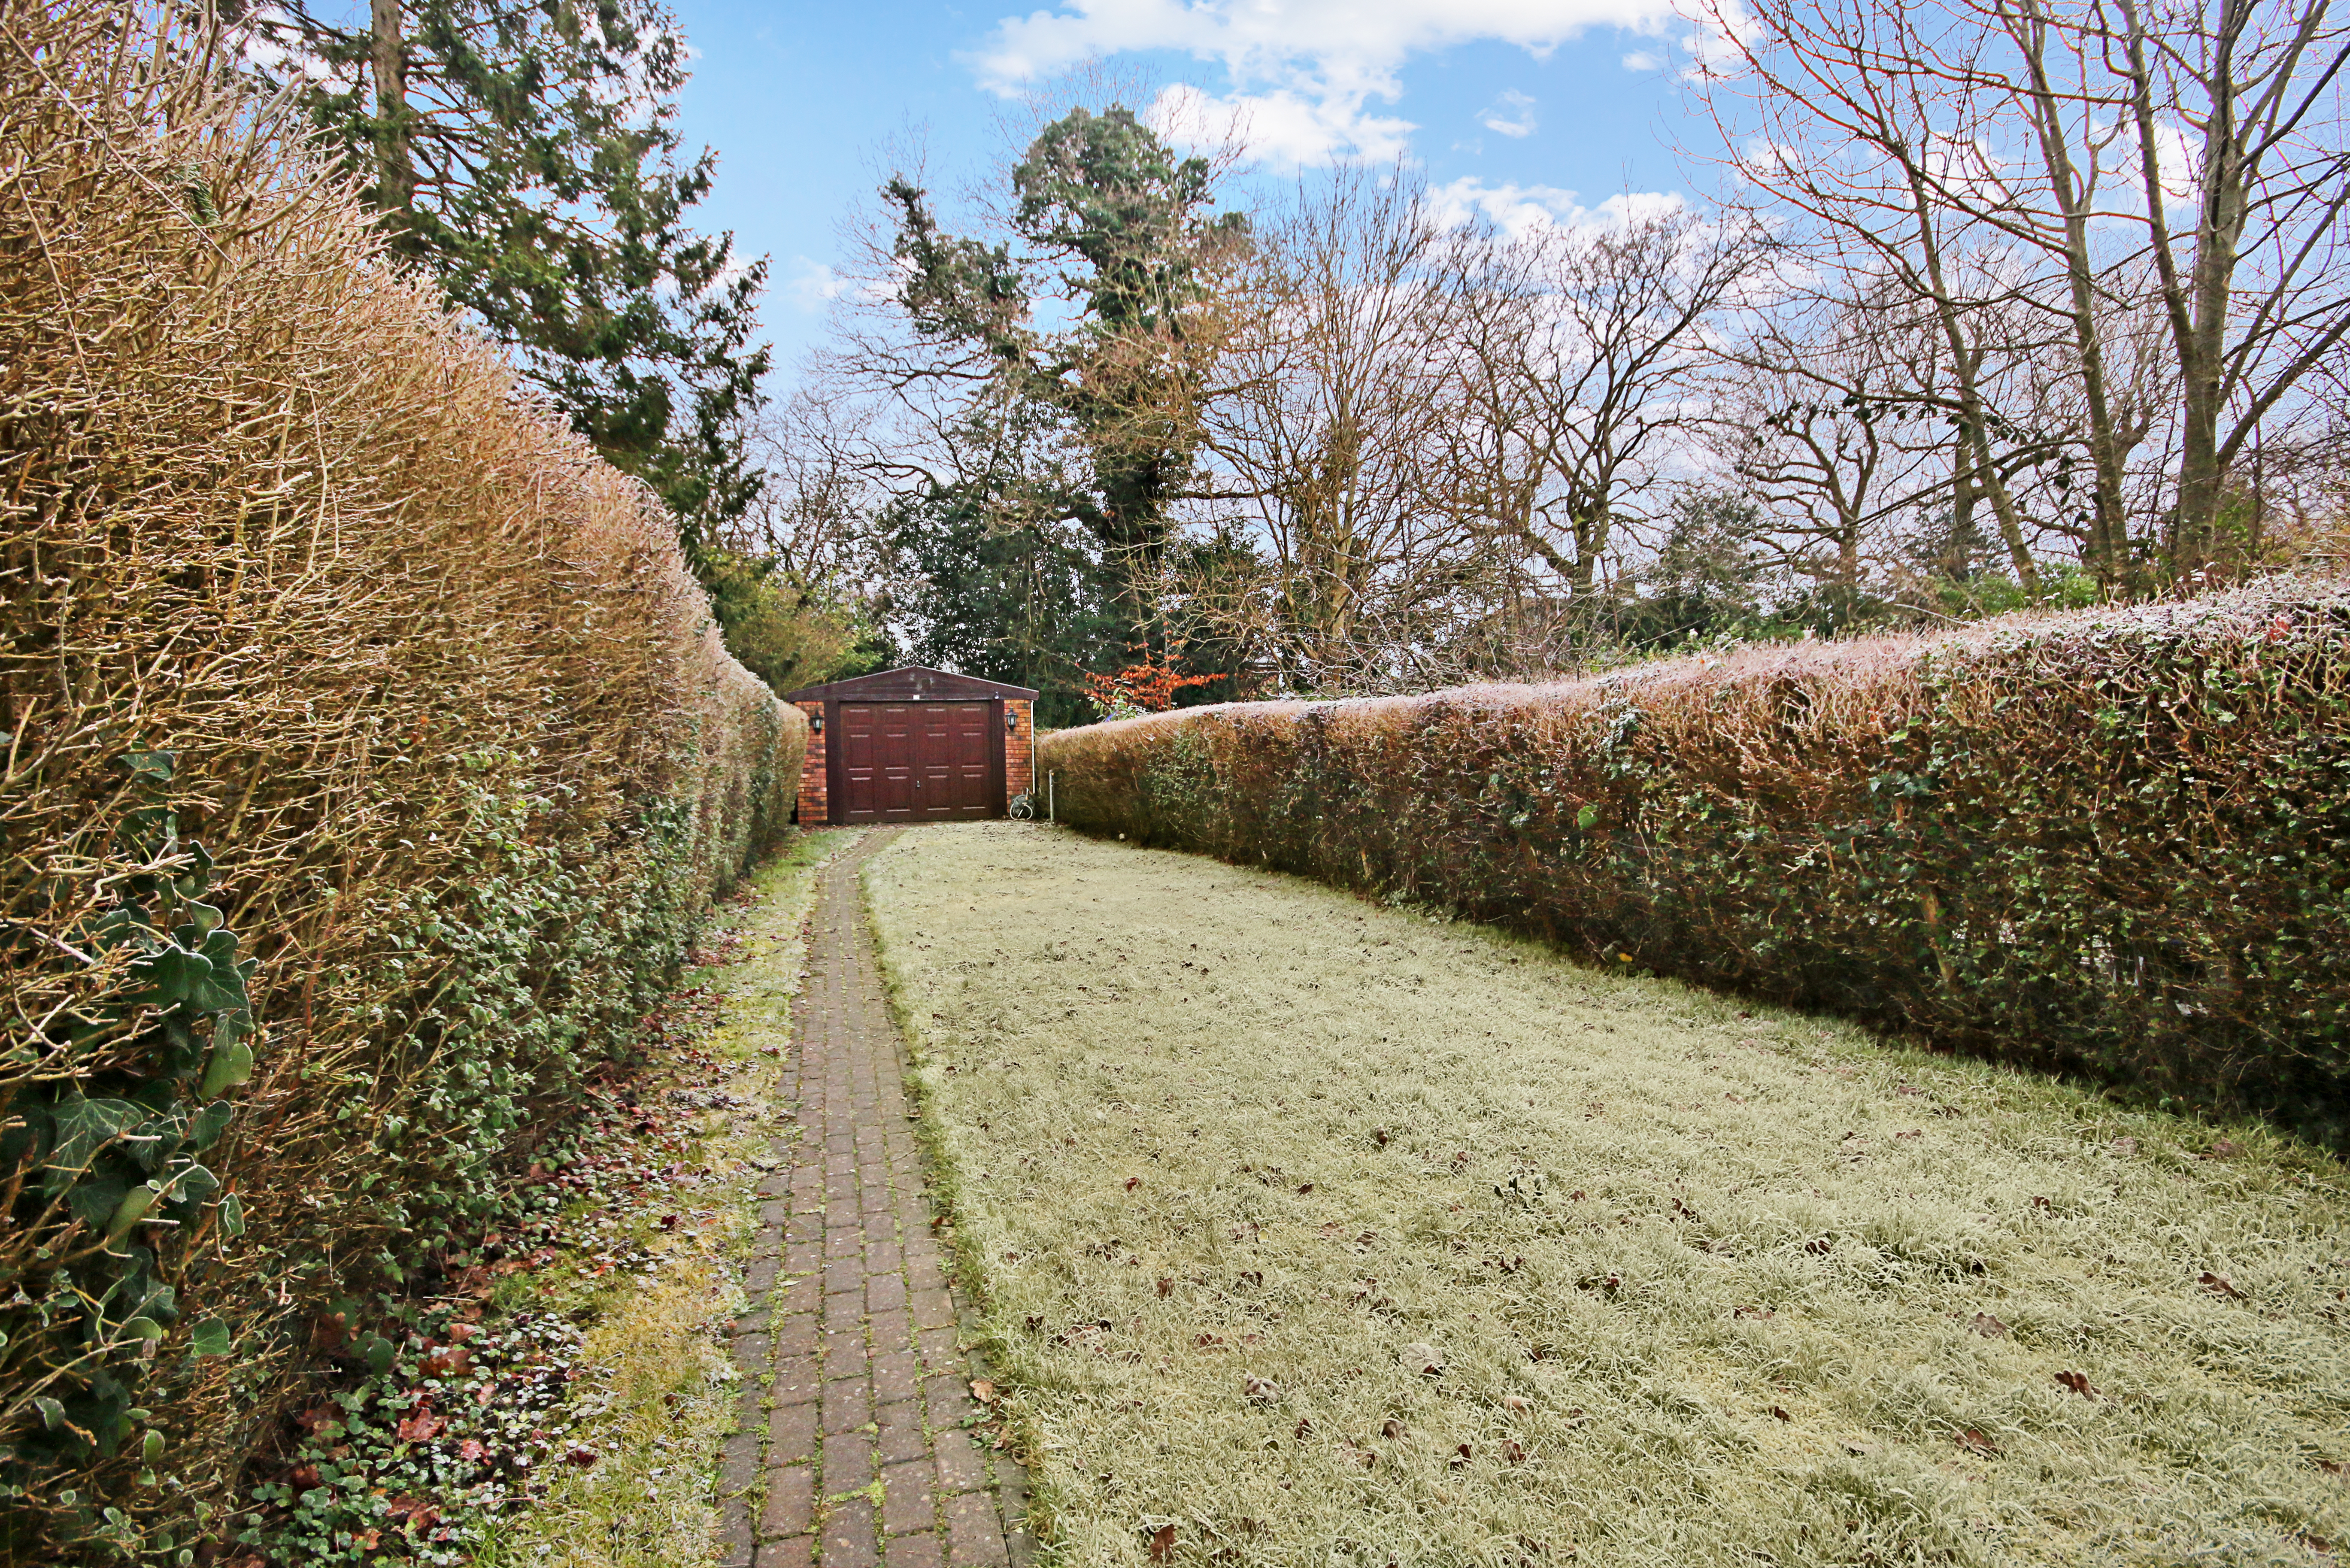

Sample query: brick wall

[796,700,828,825]
[1005,699,1034,806]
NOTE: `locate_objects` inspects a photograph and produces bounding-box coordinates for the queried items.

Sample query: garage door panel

[916,703,995,818]
[838,704,915,821]
[837,700,999,822]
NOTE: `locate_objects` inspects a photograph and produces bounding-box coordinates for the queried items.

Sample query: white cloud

[1480,88,1538,137]
[785,257,846,313]
[1150,81,1416,164]
[1621,49,1660,70]
[1431,176,1686,237]
[975,0,1678,164]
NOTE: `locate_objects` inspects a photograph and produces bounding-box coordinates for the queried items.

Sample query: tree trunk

[368,0,415,239]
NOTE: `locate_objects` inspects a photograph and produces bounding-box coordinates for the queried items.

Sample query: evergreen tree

[245,0,769,556]
[883,106,1244,663]
[884,485,1124,728]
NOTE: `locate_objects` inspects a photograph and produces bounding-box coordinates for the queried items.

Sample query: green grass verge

[863,823,2350,1567]
[467,828,855,1568]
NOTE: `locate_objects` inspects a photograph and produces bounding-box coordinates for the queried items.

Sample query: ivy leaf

[67,1175,130,1229]
[170,840,215,898]
[131,946,210,1008]
[187,1100,234,1150]
[118,750,175,783]
[189,1319,232,1358]
[1576,804,1601,831]
[105,1182,163,1243]
[163,1162,219,1207]
[50,1097,142,1175]
[199,1040,254,1098]
[218,1193,246,1237]
[172,902,224,945]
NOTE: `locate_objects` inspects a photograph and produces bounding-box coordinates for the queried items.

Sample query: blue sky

[667,0,1714,384]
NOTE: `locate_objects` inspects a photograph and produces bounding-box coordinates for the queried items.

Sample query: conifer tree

[246,0,768,555]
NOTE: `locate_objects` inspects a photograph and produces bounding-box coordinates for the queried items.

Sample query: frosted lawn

[867,823,2348,1567]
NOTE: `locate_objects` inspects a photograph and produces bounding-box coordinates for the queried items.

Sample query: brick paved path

[719,830,1033,1568]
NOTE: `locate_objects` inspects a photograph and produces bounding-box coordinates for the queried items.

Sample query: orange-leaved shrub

[1039,582,2350,1147]
[0,1,802,1556]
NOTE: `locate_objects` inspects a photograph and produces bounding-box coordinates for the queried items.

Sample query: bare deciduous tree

[1689,0,2350,586]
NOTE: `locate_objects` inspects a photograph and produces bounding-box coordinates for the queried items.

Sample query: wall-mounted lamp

[1005,706,1019,734]
[810,710,825,737]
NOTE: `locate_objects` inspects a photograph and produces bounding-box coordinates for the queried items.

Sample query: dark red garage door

[835,701,1000,822]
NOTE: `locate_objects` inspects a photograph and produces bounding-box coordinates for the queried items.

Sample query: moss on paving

[864,822,2350,1568]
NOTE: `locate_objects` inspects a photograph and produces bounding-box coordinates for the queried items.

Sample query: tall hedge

[1039,582,2350,1149]
[0,2,804,1557]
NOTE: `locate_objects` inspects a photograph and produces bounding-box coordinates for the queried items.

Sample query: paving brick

[754,1537,813,1568]
[717,1496,757,1568]
[933,1428,988,1495]
[776,1312,819,1357]
[766,1400,819,1466]
[909,1289,956,1330]
[760,1463,816,1539]
[866,1309,913,1354]
[822,1375,873,1435]
[722,1429,765,1496]
[870,1350,921,1404]
[943,1493,1010,1566]
[821,1497,881,1568]
[881,1459,936,1536]
[770,1355,821,1407]
[875,1400,927,1464]
[922,1375,975,1429]
[885,1533,944,1568]
[822,1435,876,1501]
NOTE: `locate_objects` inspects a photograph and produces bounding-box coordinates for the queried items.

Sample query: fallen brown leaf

[2054,1370,2098,1399]
[1971,1313,2009,1338]
[1148,1524,1177,1561]
[394,1406,443,1444]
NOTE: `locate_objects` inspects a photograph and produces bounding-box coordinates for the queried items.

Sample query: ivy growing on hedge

[0,4,804,1556]
[1039,581,2350,1148]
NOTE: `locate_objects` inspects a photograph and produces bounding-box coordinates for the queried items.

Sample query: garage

[778,666,1038,825]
